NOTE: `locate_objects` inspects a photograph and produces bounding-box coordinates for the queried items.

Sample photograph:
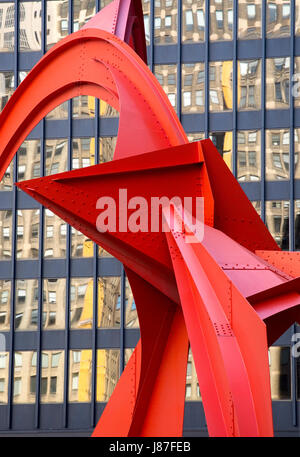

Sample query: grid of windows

[0,0,299,436]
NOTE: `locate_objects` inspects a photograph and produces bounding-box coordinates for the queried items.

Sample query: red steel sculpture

[0,0,300,437]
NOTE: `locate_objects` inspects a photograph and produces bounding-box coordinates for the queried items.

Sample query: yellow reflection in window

[96,349,120,402]
[69,349,92,402]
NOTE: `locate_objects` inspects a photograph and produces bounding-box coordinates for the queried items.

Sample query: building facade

[0,0,299,436]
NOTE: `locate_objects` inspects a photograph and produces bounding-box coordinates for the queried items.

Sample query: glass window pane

[267,1,290,38]
[238,0,261,39]
[154,65,177,111]
[70,278,93,329]
[72,95,95,119]
[187,133,205,143]
[46,0,69,50]
[209,61,232,112]
[13,351,36,403]
[269,347,291,400]
[16,209,40,259]
[237,130,261,182]
[265,129,290,181]
[186,347,201,401]
[142,0,150,45]
[40,350,64,403]
[295,200,300,250]
[44,209,66,259]
[181,63,205,114]
[266,58,290,109]
[15,280,39,331]
[17,140,41,181]
[210,0,233,41]
[265,201,290,250]
[72,229,93,258]
[19,2,42,52]
[46,101,68,120]
[0,71,14,113]
[0,210,12,259]
[73,0,95,30]
[238,60,261,111]
[98,277,121,328]
[96,349,120,402]
[45,138,68,175]
[125,277,139,329]
[0,352,9,403]
[154,0,177,45]
[182,0,205,43]
[69,349,92,402]
[0,280,10,331]
[43,279,66,330]
[209,131,233,172]
[0,3,15,52]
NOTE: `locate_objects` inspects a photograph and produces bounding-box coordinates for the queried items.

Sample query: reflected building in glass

[0,0,299,437]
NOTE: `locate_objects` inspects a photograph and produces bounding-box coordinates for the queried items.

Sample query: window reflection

[187,133,205,142]
[296,0,300,35]
[43,279,66,330]
[295,200,300,250]
[210,0,233,42]
[252,200,261,217]
[69,349,92,402]
[73,0,95,31]
[40,350,64,403]
[0,71,14,113]
[19,2,42,52]
[154,0,177,45]
[0,3,14,52]
[99,137,117,163]
[186,347,201,401]
[154,65,177,110]
[0,161,13,191]
[265,201,289,250]
[72,228,93,258]
[295,129,300,179]
[209,61,232,112]
[17,209,40,259]
[182,0,205,43]
[17,140,41,182]
[182,63,205,114]
[46,101,68,120]
[46,0,69,50]
[125,277,139,328]
[265,129,289,181]
[15,279,39,331]
[70,278,93,329]
[99,100,119,118]
[98,277,121,328]
[45,138,68,175]
[13,351,36,403]
[72,138,94,169]
[0,280,10,331]
[142,0,150,45]
[266,58,290,110]
[237,130,261,182]
[238,60,261,111]
[0,352,9,404]
[44,209,66,258]
[266,0,290,38]
[72,95,95,118]
[96,349,120,402]
[0,210,12,259]
[209,131,233,172]
[269,346,291,400]
[238,0,261,40]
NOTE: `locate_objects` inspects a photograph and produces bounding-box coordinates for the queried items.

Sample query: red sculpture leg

[164,207,273,437]
[93,269,189,437]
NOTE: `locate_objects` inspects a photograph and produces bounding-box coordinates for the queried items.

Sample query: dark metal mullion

[90,0,101,429]
[290,1,297,429]
[62,0,73,429]
[6,0,19,430]
[176,0,182,122]
[290,0,295,252]
[120,267,126,374]
[204,0,209,138]
[261,0,266,223]
[232,0,238,178]
[149,0,154,72]
[34,0,46,430]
